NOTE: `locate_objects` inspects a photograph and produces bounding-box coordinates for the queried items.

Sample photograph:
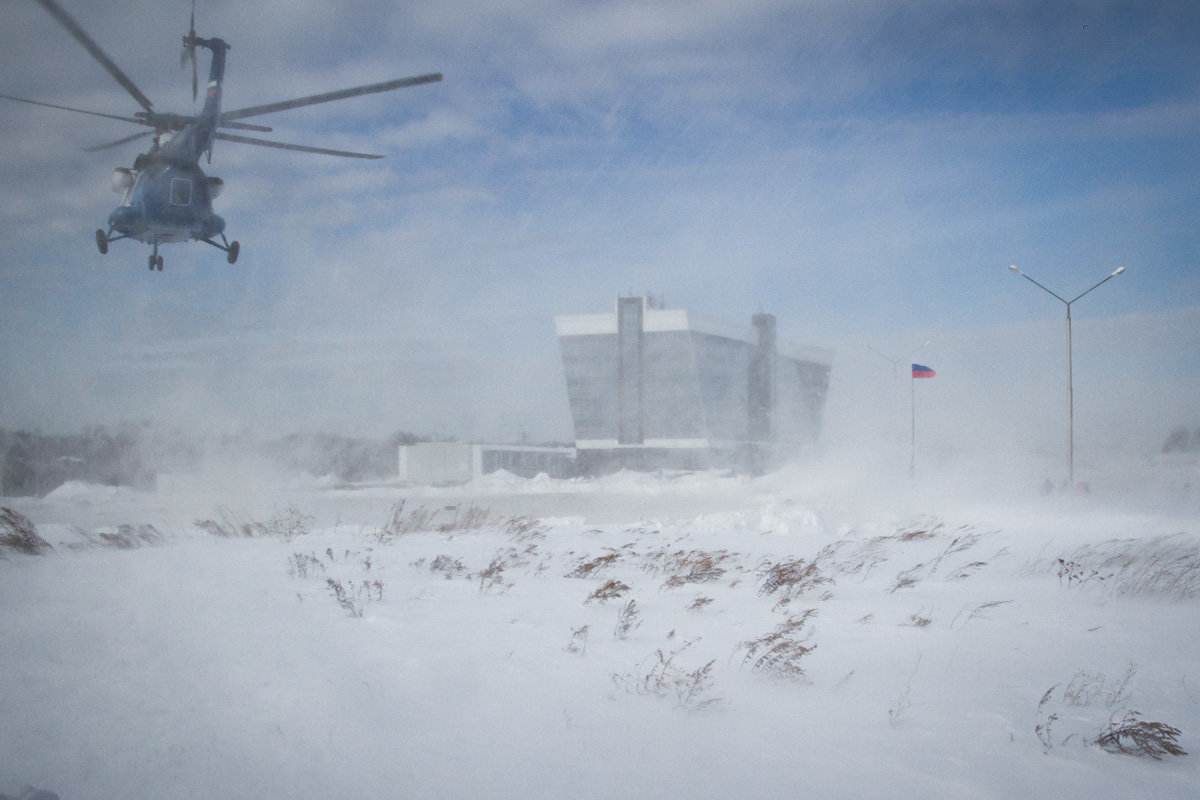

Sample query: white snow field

[2,458,1198,799]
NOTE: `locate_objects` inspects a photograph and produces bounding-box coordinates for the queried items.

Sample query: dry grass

[898,521,942,541]
[952,561,989,580]
[194,506,269,538]
[0,507,51,556]
[476,553,510,594]
[427,554,468,579]
[196,505,314,540]
[586,579,631,604]
[1095,712,1188,759]
[95,524,164,549]
[476,544,540,593]
[756,553,832,603]
[375,500,426,541]
[375,501,492,541]
[287,552,326,579]
[267,505,313,541]
[889,526,988,592]
[905,611,932,628]
[325,577,383,617]
[566,550,624,579]
[614,599,642,640]
[284,545,382,617]
[1033,663,1185,758]
[376,508,552,592]
[288,554,326,578]
[61,523,164,551]
[888,566,923,593]
[737,609,818,682]
[889,656,921,727]
[502,515,547,541]
[565,624,590,656]
[643,548,739,589]
[949,600,1012,629]
[1052,533,1200,600]
[611,639,721,711]
[442,504,490,532]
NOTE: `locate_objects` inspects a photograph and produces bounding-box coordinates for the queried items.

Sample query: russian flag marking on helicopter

[207,80,218,98]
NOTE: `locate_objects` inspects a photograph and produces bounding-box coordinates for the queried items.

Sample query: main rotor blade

[214,132,384,159]
[0,94,273,133]
[221,73,442,121]
[220,120,274,133]
[36,0,155,113]
[84,130,153,152]
[186,0,198,100]
[0,93,149,126]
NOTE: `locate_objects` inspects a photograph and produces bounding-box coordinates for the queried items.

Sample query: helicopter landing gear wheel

[157,255,164,271]
[227,240,239,264]
[148,254,155,271]
[95,229,108,255]
[148,254,163,271]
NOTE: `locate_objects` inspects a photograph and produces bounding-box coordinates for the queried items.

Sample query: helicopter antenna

[181,0,199,101]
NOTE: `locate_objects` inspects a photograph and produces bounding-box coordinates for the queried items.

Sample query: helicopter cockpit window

[122,172,142,207]
[170,178,193,206]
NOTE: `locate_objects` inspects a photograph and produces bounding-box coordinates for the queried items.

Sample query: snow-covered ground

[3,457,1198,799]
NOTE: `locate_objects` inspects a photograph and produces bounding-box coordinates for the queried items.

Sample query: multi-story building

[555,296,833,474]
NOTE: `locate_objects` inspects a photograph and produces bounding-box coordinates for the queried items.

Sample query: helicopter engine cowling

[110,167,135,194]
[207,177,224,199]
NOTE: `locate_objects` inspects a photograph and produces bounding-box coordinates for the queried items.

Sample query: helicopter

[1,0,442,271]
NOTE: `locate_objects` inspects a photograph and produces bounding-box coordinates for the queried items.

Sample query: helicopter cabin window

[170,178,193,206]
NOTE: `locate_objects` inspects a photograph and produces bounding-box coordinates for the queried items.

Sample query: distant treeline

[1162,426,1200,454]
[1,426,155,497]
[0,426,438,497]
[261,431,428,483]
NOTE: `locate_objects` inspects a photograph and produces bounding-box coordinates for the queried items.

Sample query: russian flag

[912,363,936,378]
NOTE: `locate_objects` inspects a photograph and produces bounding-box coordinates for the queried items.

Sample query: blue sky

[1,1,1197,462]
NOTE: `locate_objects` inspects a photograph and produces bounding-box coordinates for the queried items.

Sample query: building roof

[554,306,833,365]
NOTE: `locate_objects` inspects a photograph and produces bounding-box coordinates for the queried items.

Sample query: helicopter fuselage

[97,36,235,269]
[110,161,224,245]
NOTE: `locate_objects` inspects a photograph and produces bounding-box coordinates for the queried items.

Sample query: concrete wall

[399,443,576,485]
[398,442,475,485]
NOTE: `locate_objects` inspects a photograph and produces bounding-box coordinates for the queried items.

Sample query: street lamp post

[1008,264,1125,486]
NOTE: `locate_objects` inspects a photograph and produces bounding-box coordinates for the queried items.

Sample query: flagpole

[910,370,916,478]
[909,364,936,478]
[866,341,930,473]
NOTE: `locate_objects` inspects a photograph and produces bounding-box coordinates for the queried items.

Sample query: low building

[398,442,575,485]
[555,296,832,474]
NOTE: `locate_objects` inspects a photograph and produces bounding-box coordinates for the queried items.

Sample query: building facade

[555,296,832,474]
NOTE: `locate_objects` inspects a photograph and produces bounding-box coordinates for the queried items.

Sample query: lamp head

[1112,266,1126,276]
[1008,264,1023,275]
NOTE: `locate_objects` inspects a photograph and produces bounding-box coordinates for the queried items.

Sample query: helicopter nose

[107,206,140,234]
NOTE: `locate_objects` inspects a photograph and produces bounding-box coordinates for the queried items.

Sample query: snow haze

[1,4,1199,793]
[0,0,1198,454]
[2,461,1199,798]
